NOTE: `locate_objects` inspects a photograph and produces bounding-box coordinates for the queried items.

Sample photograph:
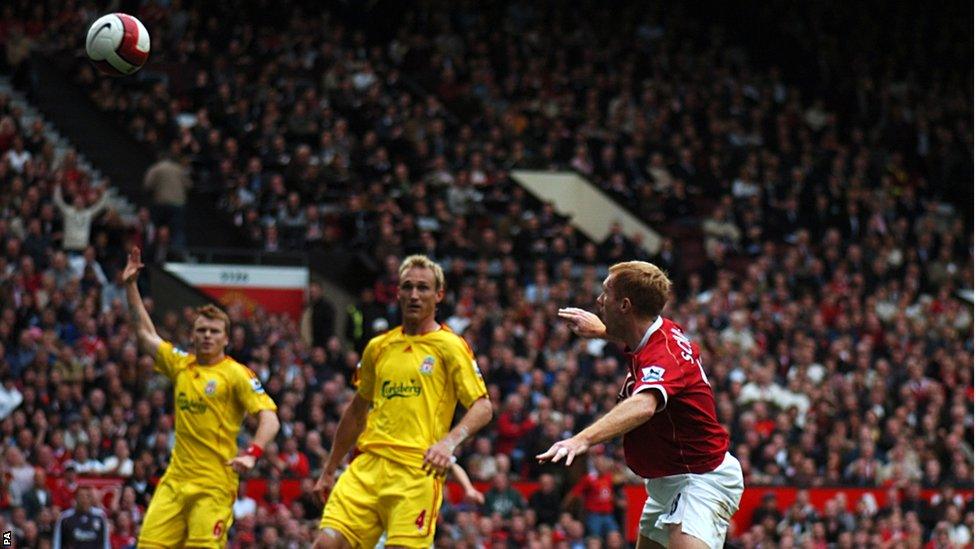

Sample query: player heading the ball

[542,261,744,549]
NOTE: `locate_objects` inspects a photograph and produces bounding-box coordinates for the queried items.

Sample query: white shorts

[639,452,744,549]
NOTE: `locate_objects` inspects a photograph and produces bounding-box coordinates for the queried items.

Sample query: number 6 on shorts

[669,493,682,515]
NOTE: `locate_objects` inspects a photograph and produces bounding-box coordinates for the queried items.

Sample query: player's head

[599,261,671,332]
[398,255,445,291]
[192,303,230,362]
[397,255,445,328]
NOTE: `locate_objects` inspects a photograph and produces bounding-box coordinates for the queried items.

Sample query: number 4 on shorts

[415,509,427,531]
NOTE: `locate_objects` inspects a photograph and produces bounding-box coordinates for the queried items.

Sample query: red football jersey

[619,316,728,478]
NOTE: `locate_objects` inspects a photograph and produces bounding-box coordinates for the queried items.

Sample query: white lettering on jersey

[671,327,710,385]
[670,328,694,362]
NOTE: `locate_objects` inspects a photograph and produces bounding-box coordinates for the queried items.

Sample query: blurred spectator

[528,473,564,527]
[752,492,784,529]
[702,204,742,259]
[109,512,137,549]
[52,184,109,253]
[52,485,110,549]
[303,282,335,348]
[100,439,134,478]
[272,438,310,479]
[482,473,526,520]
[21,468,50,518]
[0,375,23,420]
[494,393,535,471]
[565,454,621,538]
[142,154,191,248]
[5,446,35,507]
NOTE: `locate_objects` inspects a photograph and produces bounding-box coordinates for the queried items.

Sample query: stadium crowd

[0,0,973,547]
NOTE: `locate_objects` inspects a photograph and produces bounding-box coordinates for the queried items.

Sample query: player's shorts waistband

[356,446,426,470]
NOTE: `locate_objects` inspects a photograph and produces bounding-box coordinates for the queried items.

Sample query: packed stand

[1,0,974,547]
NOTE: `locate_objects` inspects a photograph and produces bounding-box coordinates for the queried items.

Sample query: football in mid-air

[85,13,150,76]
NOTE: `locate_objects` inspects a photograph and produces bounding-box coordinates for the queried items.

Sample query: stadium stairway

[0,75,136,221]
[22,54,249,250]
[17,56,365,337]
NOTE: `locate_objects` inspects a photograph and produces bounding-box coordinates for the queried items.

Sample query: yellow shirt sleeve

[356,339,377,402]
[154,341,191,380]
[447,336,488,408]
[233,366,278,415]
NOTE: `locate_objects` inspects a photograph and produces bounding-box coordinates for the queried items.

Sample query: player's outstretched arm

[557,307,607,339]
[536,391,657,466]
[313,393,370,500]
[424,397,492,477]
[123,247,163,357]
[228,409,280,474]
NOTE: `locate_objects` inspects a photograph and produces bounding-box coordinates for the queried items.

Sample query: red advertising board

[164,263,308,322]
[238,479,973,543]
[67,476,971,543]
[447,483,973,542]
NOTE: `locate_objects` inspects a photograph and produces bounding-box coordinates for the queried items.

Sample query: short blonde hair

[398,255,445,291]
[195,303,231,334]
[608,261,672,318]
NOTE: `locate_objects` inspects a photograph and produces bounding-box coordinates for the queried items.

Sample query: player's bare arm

[122,247,163,357]
[313,393,370,501]
[424,396,492,477]
[557,307,607,338]
[450,463,485,505]
[537,391,658,466]
[227,409,280,474]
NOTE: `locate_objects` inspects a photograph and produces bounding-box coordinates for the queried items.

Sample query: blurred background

[0,0,972,547]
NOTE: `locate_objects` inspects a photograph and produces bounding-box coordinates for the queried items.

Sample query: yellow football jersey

[154,341,277,487]
[356,325,488,469]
